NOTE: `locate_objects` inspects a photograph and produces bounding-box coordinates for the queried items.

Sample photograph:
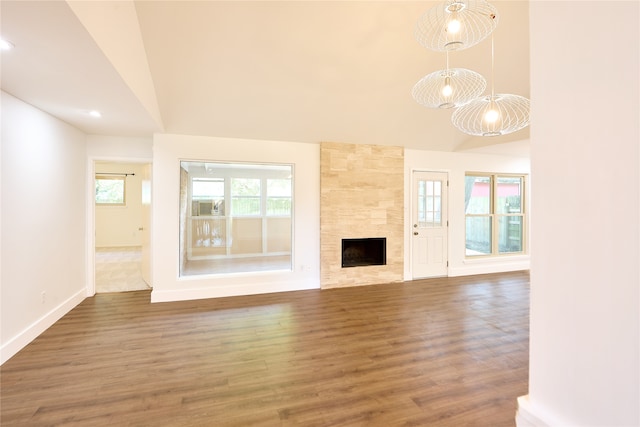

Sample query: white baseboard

[1,289,86,365]
[516,395,569,427]
[449,258,530,277]
[151,278,320,303]
[517,395,546,426]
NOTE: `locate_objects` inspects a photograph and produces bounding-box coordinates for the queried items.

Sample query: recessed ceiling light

[0,39,14,51]
[88,110,102,118]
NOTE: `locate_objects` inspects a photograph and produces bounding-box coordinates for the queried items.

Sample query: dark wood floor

[1,271,529,426]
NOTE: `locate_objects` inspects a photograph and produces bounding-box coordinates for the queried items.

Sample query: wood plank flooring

[0,271,529,426]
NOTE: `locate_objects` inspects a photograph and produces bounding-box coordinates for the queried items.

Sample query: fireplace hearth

[342,238,386,268]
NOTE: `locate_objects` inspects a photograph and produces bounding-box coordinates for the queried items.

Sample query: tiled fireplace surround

[320,142,404,289]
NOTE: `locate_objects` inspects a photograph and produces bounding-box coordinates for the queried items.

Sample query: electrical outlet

[41,291,46,304]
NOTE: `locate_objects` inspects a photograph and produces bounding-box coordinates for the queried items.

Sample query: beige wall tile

[320,142,404,288]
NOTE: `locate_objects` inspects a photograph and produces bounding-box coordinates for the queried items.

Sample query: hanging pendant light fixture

[451,34,530,136]
[412,51,486,109]
[415,0,499,52]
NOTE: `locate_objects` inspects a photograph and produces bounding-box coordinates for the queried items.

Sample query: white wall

[1,92,87,364]
[404,149,530,280]
[517,2,640,426]
[95,162,145,247]
[86,135,152,160]
[151,133,320,302]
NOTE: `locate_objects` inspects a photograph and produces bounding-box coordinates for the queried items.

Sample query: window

[231,178,261,216]
[465,174,526,257]
[95,175,125,205]
[266,178,292,216]
[192,178,224,201]
[192,178,225,215]
[179,161,293,277]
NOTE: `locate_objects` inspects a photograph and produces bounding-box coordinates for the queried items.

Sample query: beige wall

[320,142,404,289]
[95,162,146,247]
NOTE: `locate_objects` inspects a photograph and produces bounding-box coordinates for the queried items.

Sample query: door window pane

[418,180,442,227]
[418,180,426,225]
[466,216,491,256]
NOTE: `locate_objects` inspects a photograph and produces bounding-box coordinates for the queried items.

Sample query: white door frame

[410,169,449,279]
[86,156,152,297]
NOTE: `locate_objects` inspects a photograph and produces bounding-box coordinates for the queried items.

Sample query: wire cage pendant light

[415,0,499,52]
[451,93,530,136]
[451,34,530,136]
[412,54,486,109]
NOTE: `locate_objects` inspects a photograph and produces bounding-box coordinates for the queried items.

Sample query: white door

[140,163,152,286]
[412,171,448,278]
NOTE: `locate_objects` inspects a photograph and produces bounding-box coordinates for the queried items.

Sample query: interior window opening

[179,161,293,277]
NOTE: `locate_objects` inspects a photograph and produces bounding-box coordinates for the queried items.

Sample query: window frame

[465,172,527,258]
[179,160,294,277]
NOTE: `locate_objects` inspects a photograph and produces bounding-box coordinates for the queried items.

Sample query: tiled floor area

[95,246,151,293]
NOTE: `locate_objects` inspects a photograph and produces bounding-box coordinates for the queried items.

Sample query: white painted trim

[516,396,544,427]
[151,277,319,303]
[0,288,86,365]
[95,244,142,249]
[86,159,97,297]
[86,156,152,298]
[516,395,568,427]
[449,256,529,277]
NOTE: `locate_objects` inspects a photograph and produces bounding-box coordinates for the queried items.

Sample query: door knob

[413,232,418,235]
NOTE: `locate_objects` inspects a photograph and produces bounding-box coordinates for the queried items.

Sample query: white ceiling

[0,1,530,154]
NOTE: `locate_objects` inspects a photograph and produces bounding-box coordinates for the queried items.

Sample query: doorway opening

[93,161,152,293]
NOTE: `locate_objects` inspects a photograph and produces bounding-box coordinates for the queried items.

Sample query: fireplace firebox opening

[341,238,386,268]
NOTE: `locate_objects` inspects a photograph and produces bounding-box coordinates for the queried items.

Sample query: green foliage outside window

[95,176,125,205]
[231,178,261,215]
[267,179,291,216]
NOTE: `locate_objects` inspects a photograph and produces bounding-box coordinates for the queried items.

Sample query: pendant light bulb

[442,76,453,97]
[0,39,14,51]
[484,108,499,123]
[447,18,461,34]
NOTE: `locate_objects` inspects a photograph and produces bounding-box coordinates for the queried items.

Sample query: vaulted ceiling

[1,1,530,155]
